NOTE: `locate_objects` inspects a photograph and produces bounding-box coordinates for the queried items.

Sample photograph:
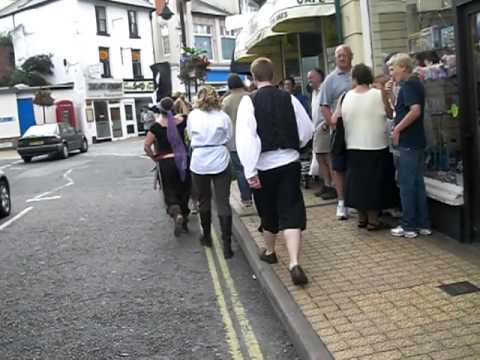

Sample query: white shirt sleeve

[224,111,233,143]
[235,96,261,179]
[291,95,314,148]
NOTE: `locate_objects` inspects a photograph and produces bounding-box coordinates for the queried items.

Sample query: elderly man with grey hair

[319,44,354,220]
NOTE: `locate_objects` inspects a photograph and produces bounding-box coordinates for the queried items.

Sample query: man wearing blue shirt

[388,53,432,238]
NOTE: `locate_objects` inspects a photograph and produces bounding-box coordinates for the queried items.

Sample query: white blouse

[187,108,233,175]
[341,88,388,150]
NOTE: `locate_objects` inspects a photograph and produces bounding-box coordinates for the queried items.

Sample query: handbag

[330,93,347,156]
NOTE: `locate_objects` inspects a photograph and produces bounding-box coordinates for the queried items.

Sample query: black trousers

[253,161,306,234]
[192,167,232,216]
[158,158,190,218]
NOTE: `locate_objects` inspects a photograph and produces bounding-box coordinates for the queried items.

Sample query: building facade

[152,0,241,94]
[0,0,156,143]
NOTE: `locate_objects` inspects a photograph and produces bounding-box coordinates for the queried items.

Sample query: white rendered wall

[0,93,20,139]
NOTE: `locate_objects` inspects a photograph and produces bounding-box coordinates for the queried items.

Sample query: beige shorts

[313,127,331,154]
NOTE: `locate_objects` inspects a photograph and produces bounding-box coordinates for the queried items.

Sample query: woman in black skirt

[144,97,190,236]
[339,64,398,230]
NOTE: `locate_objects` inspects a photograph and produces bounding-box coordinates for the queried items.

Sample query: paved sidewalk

[0,149,20,160]
[231,181,480,360]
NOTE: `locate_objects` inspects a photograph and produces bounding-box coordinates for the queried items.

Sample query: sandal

[358,221,367,228]
[366,222,387,231]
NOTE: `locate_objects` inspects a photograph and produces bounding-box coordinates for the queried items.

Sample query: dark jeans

[230,151,252,201]
[192,167,232,216]
[394,147,430,232]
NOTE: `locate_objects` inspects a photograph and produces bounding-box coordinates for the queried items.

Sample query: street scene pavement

[0,138,298,360]
[231,182,480,360]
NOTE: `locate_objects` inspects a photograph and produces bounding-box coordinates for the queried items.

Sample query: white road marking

[0,206,34,231]
[0,160,22,170]
[26,196,62,203]
[26,169,74,203]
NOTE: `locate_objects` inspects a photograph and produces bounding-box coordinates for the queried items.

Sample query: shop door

[93,101,111,139]
[109,105,123,138]
[457,1,480,242]
[123,101,137,136]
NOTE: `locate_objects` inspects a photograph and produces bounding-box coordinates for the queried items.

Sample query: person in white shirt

[187,86,234,259]
[339,64,398,230]
[236,58,314,286]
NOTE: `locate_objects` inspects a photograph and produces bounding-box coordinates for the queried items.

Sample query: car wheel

[59,144,69,159]
[0,180,11,218]
[22,156,32,163]
[80,138,88,153]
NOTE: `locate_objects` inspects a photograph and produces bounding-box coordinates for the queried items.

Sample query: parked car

[0,169,11,218]
[17,123,88,163]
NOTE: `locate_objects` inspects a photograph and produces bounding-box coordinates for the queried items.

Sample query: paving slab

[230,180,480,360]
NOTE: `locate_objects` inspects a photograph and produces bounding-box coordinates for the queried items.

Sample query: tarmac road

[0,138,298,360]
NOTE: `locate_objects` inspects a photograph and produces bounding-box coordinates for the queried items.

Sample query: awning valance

[270,0,335,33]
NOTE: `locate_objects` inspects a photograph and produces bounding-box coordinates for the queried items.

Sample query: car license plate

[30,140,44,146]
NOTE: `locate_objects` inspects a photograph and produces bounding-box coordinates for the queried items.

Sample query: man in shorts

[308,68,336,200]
[319,45,353,219]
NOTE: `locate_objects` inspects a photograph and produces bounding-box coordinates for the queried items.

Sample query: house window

[220,25,236,61]
[99,47,111,78]
[160,24,170,55]
[95,6,108,35]
[132,49,142,78]
[193,23,213,60]
[128,10,139,38]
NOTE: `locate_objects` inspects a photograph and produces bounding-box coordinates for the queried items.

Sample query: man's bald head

[335,44,353,72]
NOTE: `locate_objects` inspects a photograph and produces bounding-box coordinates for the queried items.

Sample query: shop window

[95,6,108,35]
[125,104,134,121]
[131,49,142,79]
[128,10,139,38]
[160,24,170,55]
[99,47,111,78]
[220,25,235,61]
[194,23,213,60]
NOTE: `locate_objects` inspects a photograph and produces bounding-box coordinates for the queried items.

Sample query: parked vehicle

[0,170,11,218]
[17,123,88,163]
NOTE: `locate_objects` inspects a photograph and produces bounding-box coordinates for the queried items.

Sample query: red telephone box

[56,100,77,128]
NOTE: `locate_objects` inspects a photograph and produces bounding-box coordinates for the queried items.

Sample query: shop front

[234,0,337,91]
[456,0,480,242]
[123,79,155,135]
[365,0,479,242]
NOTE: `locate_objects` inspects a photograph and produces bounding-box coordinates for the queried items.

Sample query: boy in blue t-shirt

[388,53,432,238]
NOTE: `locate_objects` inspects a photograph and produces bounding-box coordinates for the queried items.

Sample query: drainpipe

[334,0,343,44]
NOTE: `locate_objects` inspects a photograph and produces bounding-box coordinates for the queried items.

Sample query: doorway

[93,101,111,139]
[457,1,480,242]
[109,104,123,139]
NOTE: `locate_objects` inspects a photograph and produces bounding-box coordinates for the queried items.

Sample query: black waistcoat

[249,86,300,152]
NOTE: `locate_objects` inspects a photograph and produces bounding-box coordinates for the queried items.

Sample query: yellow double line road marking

[204,229,264,360]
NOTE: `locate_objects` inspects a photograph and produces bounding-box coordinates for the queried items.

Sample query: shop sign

[296,0,327,4]
[87,81,123,98]
[0,116,14,123]
[123,79,155,93]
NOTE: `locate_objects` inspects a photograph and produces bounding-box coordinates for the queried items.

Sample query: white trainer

[391,225,418,238]
[336,204,348,220]
[419,228,432,236]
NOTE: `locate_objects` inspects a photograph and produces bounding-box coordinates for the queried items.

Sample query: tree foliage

[0,54,53,87]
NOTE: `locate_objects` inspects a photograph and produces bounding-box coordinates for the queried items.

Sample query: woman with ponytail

[144,97,191,236]
[187,86,234,259]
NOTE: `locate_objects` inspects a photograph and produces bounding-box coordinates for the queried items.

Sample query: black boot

[199,211,212,247]
[219,215,234,259]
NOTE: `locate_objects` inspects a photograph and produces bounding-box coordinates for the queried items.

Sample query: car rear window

[23,124,59,137]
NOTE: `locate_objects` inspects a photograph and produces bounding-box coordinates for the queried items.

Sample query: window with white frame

[220,25,236,61]
[160,24,170,55]
[193,23,213,60]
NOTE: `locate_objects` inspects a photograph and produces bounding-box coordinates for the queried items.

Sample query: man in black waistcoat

[236,58,314,286]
